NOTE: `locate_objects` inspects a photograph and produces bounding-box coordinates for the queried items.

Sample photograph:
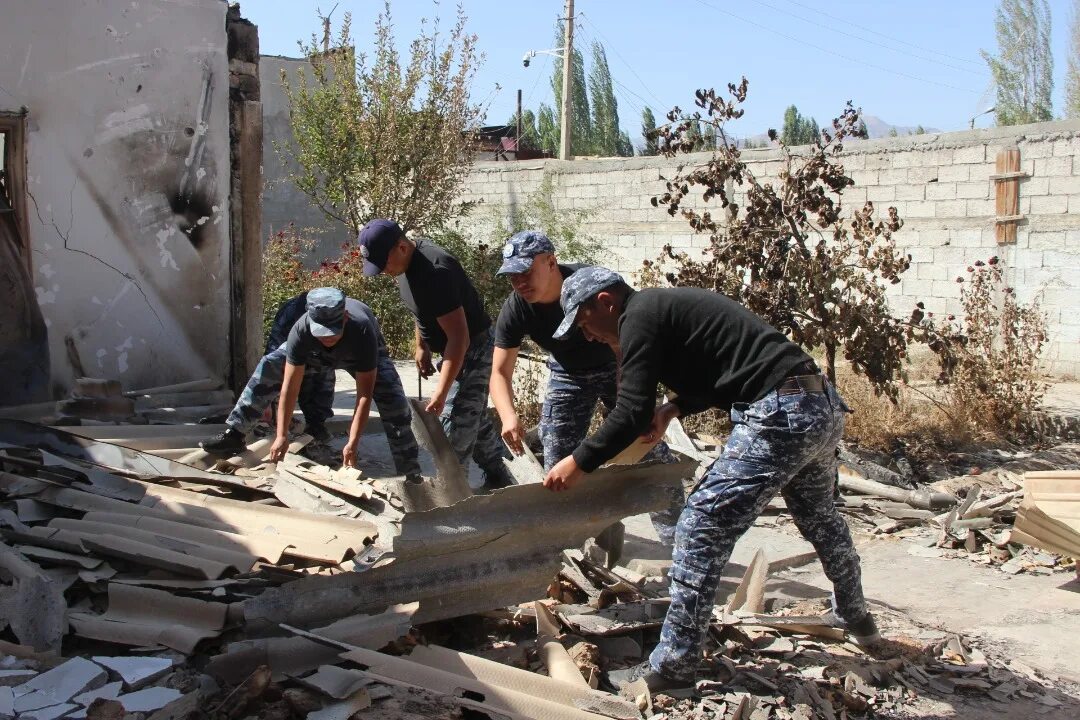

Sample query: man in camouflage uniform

[543,268,878,693]
[358,220,513,490]
[201,290,422,479]
[489,231,682,543]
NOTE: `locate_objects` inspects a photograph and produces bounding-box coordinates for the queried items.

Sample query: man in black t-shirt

[358,219,511,489]
[491,230,686,544]
[200,288,421,476]
[543,268,877,693]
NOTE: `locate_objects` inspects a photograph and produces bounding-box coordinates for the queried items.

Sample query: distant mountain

[860,115,940,139]
[733,114,941,148]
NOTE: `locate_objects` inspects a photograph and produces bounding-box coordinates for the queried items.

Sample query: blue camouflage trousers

[649,380,867,681]
[265,293,336,430]
[439,328,509,481]
[225,346,422,477]
[539,361,684,544]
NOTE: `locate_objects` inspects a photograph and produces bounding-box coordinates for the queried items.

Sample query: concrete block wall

[456,120,1080,377]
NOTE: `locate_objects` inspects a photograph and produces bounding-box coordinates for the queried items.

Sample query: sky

[245,0,1076,144]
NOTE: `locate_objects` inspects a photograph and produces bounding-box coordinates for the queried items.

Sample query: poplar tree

[550,22,592,155]
[641,107,659,155]
[588,42,621,156]
[1067,0,1080,118]
[981,0,1054,125]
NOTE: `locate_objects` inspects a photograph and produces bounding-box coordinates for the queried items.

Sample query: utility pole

[516,88,523,153]
[559,0,574,160]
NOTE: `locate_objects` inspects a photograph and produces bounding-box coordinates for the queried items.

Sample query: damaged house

[0,0,263,408]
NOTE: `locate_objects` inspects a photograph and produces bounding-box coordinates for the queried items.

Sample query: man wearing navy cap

[201,288,421,477]
[489,231,683,542]
[358,219,513,489]
[543,268,877,693]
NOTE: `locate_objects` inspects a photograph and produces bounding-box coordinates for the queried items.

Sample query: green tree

[780,105,818,145]
[511,109,539,150]
[1067,0,1080,118]
[888,127,899,137]
[641,107,659,155]
[537,103,559,155]
[588,42,621,156]
[703,123,718,150]
[281,3,483,233]
[981,0,1054,125]
[854,119,869,139]
[617,130,634,157]
[550,21,592,155]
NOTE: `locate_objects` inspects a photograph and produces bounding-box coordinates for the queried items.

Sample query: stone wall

[455,121,1080,376]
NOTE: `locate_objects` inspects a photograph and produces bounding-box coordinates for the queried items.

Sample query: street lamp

[970,106,996,130]
[522,48,564,68]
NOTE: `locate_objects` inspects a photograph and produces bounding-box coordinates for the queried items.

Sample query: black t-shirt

[573,287,811,472]
[396,239,491,353]
[494,264,614,371]
[284,298,380,375]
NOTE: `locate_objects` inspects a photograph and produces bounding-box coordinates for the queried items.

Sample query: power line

[779,0,986,69]
[690,0,979,95]
[745,0,988,78]
[577,12,667,111]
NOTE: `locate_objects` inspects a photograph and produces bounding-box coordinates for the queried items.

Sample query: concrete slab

[91,656,173,690]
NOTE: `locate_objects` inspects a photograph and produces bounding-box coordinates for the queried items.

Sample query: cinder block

[902,278,932,296]
[1023,235,1067,252]
[968,163,993,182]
[932,278,962,297]
[935,246,967,264]
[965,198,994,216]
[895,184,925,201]
[1066,230,1080,248]
[954,145,987,164]
[1034,156,1073,177]
[1049,175,1080,195]
[1053,138,1080,157]
[936,164,970,183]
[864,154,891,170]
[907,246,934,263]
[926,182,957,200]
[840,153,866,171]
[1043,249,1080,270]
[867,185,896,202]
[918,261,948,280]
[1013,249,1045,270]
[951,229,986,247]
[900,200,935,218]
[878,168,908,185]
[1020,140,1055,159]
[955,181,989,199]
[849,170,879,187]
[1030,195,1069,215]
[1021,176,1050,196]
[907,166,940,184]
[935,199,968,217]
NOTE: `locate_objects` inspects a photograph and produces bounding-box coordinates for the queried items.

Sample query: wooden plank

[994,146,1020,245]
[988,171,1029,180]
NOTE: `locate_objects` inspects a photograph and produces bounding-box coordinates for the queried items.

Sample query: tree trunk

[825,343,837,384]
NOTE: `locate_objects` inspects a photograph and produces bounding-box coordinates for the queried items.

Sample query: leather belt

[776,360,826,395]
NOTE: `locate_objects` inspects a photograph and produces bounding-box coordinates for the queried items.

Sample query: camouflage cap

[551,266,625,340]
[496,230,556,275]
[306,287,347,337]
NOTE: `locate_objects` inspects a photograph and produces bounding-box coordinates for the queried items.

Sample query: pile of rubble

[828,444,1080,578]
[1,378,1078,719]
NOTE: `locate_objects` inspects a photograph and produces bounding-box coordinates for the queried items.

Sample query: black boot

[199,427,246,455]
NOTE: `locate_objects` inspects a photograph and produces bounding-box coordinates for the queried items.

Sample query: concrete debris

[0,393,1075,720]
[90,656,174,690]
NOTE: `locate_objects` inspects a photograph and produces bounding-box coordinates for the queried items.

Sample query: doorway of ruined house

[0,110,31,272]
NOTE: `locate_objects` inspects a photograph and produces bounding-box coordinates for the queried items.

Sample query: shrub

[930,258,1048,439]
[643,81,927,400]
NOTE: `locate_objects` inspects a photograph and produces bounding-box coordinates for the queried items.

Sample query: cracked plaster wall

[0,0,232,401]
